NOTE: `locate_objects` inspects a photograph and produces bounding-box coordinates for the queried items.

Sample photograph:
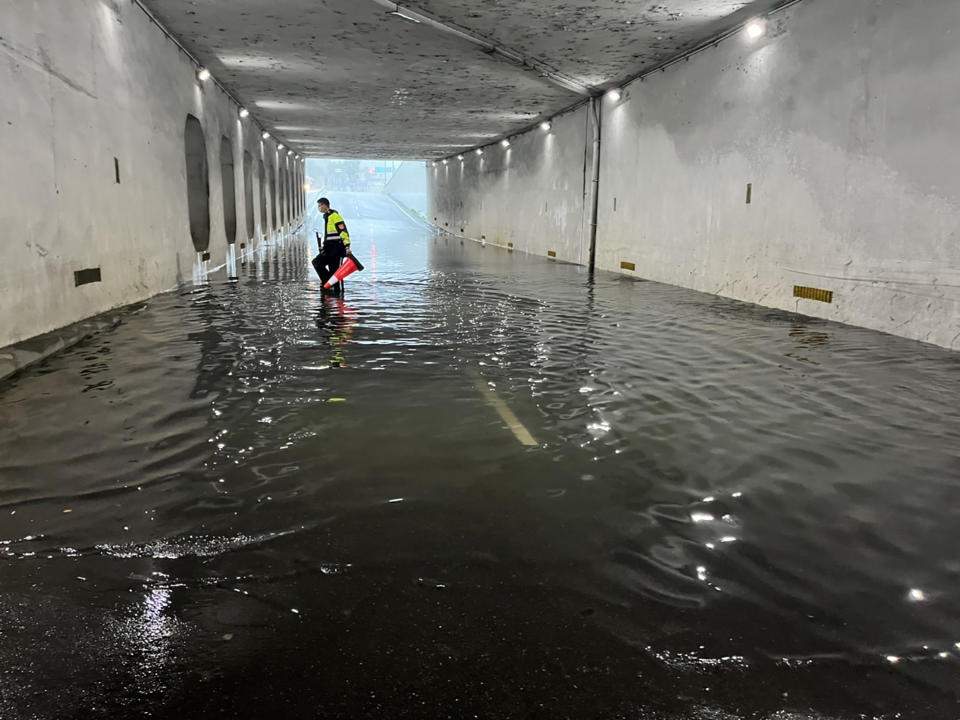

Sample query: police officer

[312,197,352,296]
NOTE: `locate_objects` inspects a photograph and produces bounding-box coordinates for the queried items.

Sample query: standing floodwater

[2,193,959,719]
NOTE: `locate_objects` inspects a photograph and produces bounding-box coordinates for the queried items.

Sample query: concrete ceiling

[141,0,790,159]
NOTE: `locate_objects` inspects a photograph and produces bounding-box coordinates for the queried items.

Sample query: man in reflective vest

[312,197,352,296]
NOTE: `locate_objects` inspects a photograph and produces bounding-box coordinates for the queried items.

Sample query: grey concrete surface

[138,0,788,159]
[0,0,305,349]
[430,0,960,350]
[384,161,428,217]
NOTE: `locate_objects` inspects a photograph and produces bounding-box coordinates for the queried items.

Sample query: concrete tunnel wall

[429,0,960,351]
[0,0,305,350]
[430,104,594,265]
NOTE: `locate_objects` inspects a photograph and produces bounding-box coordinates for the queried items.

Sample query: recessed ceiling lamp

[745,18,767,40]
[239,108,249,118]
[540,121,552,132]
[606,89,622,101]
[501,139,511,148]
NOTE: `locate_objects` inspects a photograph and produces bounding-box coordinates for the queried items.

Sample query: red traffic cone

[324,255,365,289]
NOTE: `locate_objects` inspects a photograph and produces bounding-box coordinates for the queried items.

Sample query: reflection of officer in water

[315,298,358,368]
[312,197,352,297]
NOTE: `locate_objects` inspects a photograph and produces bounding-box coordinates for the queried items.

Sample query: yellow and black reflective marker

[794,286,834,304]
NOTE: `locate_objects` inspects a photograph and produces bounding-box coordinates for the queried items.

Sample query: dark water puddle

[2,193,959,719]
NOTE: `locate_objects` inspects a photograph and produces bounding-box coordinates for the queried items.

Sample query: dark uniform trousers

[313,239,347,296]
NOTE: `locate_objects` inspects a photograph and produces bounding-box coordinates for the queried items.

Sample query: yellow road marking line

[472,374,537,447]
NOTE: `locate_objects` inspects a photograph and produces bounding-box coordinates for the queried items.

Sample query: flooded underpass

[2,192,960,719]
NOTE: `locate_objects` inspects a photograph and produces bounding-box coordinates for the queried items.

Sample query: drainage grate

[794,285,833,303]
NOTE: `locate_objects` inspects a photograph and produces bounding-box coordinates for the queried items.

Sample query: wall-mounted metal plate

[621,261,636,271]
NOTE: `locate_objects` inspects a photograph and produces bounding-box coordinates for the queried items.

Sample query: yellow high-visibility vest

[323,210,350,246]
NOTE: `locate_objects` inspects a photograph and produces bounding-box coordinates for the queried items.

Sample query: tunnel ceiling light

[262,131,271,139]
[287,150,294,155]
[607,89,622,101]
[541,121,552,132]
[475,148,483,156]
[239,108,249,118]
[745,18,767,40]
[197,67,211,81]
[277,144,285,150]
[501,139,511,148]
[457,154,464,161]
[442,159,448,165]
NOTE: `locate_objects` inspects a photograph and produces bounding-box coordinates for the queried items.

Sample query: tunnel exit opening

[305,158,426,221]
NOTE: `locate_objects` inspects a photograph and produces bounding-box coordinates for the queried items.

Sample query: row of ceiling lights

[430,90,615,166]
[132,1,304,163]
[196,67,304,162]
[432,17,768,166]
